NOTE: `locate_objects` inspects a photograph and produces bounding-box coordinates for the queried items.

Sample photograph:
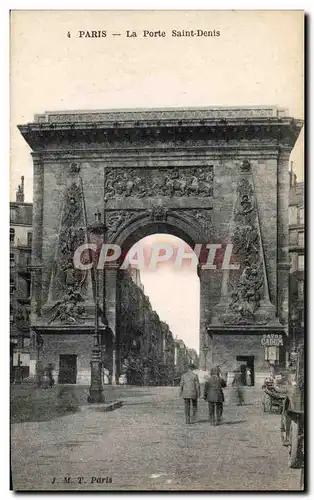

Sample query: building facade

[118,267,176,386]
[17,107,303,386]
[288,167,304,357]
[10,177,33,381]
[174,340,199,383]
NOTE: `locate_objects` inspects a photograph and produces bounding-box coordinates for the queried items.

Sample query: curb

[81,400,124,412]
[104,400,124,412]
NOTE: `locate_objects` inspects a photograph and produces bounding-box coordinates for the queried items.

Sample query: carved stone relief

[47,163,90,323]
[148,205,169,222]
[106,211,139,240]
[104,166,213,201]
[48,288,86,324]
[220,160,271,325]
[176,209,212,235]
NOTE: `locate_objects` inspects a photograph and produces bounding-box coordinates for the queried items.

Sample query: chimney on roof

[289,161,297,188]
[16,176,25,203]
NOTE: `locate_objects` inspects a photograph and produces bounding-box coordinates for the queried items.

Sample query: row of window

[10,208,32,225]
[290,253,304,272]
[289,230,305,247]
[289,205,304,226]
[10,228,32,247]
[10,252,31,267]
[10,278,31,295]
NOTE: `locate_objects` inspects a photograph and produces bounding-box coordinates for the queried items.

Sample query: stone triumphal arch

[18,107,302,384]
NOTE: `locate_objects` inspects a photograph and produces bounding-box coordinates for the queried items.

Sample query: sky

[10,10,304,352]
[131,235,200,352]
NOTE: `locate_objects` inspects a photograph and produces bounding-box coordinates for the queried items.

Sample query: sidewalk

[11,387,302,491]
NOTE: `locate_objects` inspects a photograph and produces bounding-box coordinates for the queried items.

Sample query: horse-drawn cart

[262,378,286,414]
[262,386,286,414]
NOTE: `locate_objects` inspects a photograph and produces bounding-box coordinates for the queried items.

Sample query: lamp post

[36,332,44,361]
[14,336,23,384]
[35,332,44,387]
[290,310,298,367]
[87,210,106,404]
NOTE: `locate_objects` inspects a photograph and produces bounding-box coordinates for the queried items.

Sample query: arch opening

[117,231,200,387]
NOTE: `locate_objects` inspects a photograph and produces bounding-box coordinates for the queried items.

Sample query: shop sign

[267,346,278,361]
[261,334,283,347]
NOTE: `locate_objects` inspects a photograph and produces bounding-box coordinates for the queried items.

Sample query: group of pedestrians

[179,363,245,425]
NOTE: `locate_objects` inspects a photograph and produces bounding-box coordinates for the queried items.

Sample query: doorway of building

[236,355,255,386]
[58,354,77,384]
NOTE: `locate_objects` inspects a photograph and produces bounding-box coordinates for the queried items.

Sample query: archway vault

[104,212,206,380]
[111,211,206,253]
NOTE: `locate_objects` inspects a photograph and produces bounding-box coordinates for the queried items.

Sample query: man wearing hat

[204,366,227,425]
[179,363,200,424]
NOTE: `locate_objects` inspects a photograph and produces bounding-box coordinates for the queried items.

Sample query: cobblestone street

[11,387,302,491]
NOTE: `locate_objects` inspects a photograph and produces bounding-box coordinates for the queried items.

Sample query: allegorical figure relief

[48,286,86,324]
[104,166,213,200]
[221,162,270,325]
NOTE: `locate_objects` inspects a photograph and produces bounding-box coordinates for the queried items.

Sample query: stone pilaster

[30,155,44,318]
[29,155,44,374]
[199,267,214,371]
[105,263,120,384]
[277,151,291,329]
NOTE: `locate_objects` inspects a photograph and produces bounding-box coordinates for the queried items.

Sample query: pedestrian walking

[47,363,55,388]
[203,367,227,425]
[179,363,200,424]
[232,369,244,405]
[103,368,110,385]
[118,372,127,386]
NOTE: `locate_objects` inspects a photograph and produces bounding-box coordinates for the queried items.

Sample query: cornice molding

[30,147,283,164]
[19,110,303,154]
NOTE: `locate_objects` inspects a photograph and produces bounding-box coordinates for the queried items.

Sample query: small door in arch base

[236,355,255,386]
[58,354,77,384]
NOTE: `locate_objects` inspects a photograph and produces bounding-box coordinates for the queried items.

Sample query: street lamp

[36,332,44,360]
[14,337,23,384]
[87,210,106,404]
[35,331,44,387]
[290,310,299,366]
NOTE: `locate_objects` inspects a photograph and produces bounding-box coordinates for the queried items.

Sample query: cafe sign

[261,334,284,347]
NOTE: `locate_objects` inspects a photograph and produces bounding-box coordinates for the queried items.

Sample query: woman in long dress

[246,368,252,386]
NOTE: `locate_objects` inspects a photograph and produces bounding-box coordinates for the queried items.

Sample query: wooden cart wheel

[263,393,271,413]
[300,468,304,490]
[289,418,300,468]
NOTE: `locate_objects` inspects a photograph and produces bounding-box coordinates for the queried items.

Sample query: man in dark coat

[232,369,244,405]
[204,366,227,425]
[179,363,200,424]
